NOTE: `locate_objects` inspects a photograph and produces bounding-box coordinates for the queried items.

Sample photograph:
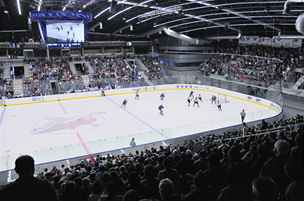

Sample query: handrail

[163,50,283,62]
[217,121,304,142]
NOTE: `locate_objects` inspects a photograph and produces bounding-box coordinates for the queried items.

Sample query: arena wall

[3,84,282,114]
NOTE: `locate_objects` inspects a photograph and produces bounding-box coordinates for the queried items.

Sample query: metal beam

[108,0,154,21]
[113,0,240,34]
[170,15,295,32]
[126,1,288,29]
[181,23,294,34]
[186,0,281,32]
[153,9,297,28]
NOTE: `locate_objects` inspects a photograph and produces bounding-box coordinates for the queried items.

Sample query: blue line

[57,100,68,114]
[104,96,167,141]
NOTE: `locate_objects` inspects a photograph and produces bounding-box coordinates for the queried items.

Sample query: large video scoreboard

[30,11,92,48]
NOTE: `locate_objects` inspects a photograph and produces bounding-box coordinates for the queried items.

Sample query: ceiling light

[16,0,21,15]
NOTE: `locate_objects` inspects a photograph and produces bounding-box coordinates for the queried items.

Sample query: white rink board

[0,84,281,171]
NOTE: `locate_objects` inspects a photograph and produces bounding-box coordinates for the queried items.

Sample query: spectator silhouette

[0,155,58,201]
[260,139,291,193]
[251,177,278,201]
[159,178,180,201]
[285,180,304,201]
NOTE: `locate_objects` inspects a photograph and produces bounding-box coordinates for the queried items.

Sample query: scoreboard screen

[31,11,92,48]
[46,20,85,43]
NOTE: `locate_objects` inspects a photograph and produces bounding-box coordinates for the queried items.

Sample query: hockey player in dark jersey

[193,97,199,107]
[211,95,217,104]
[135,89,140,100]
[217,103,222,111]
[160,93,165,101]
[121,99,128,109]
[187,97,191,106]
[189,91,194,98]
[159,104,164,115]
[198,94,202,102]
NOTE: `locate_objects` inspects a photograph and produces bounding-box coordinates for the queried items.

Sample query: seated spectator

[140,165,159,199]
[285,180,304,201]
[123,189,139,201]
[183,170,214,201]
[285,133,304,181]
[260,139,291,193]
[88,181,103,201]
[252,177,278,201]
[216,163,251,201]
[0,155,58,201]
[59,181,82,201]
[158,178,180,201]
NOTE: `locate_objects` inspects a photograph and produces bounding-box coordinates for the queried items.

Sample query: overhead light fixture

[94,7,110,19]
[16,0,21,15]
[107,0,154,21]
[130,25,133,31]
[4,10,9,14]
[37,0,43,11]
[99,22,103,29]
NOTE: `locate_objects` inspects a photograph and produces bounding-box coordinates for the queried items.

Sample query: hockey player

[193,97,199,107]
[160,93,165,101]
[121,99,128,109]
[159,104,164,115]
[135,89,140,100]
[101,89,106,96]
[187,97,191,107]
[1,96,6,107]
[130,137,136,147]
[198,94,203,102]
[240,109,246,123]
[217,103,222,111]
[189,91,194,99]
[211,95,217,104]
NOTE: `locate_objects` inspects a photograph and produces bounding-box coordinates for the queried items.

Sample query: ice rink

[0,85,281,171]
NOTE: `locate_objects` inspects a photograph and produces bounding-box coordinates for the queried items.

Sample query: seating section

[201,45,303,87]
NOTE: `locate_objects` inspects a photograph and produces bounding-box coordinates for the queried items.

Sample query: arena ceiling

[1,0,304,39]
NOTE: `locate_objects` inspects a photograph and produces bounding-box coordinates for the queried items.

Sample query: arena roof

[1,0,304,39]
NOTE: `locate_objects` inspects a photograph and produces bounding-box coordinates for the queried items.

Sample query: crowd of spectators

[201,44,303,87]
[1,115,303,201]
[0,64,13,98]
[2,43,304,98]
[86,56,139,89]
[140,57,164,80]
[5,55,141,97]
[200,54,284,86]
[22,57,75,96]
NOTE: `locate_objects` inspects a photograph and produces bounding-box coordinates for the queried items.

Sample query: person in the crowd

[260,139,291,193]
[251,177,278,201]
[0,155,58,201]
[158,178,180,201]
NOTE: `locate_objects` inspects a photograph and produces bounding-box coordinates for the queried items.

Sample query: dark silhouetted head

[15,155,35,177]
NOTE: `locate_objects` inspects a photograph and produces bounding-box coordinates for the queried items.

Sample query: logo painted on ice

[32,112,106,135]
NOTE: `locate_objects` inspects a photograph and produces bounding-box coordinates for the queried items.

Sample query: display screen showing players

[46,20,85,43]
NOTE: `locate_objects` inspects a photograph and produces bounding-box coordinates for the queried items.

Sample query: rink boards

[2,84,281,111]
[0,84,282,175]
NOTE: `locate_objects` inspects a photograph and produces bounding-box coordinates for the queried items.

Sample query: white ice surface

[0,89,280,171]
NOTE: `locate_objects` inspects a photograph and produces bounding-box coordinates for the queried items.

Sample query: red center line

[57,101,95,164]
[75,130,95,164]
